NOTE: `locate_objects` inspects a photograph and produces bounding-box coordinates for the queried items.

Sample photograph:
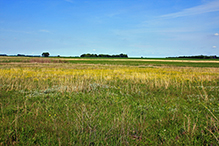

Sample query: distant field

[63,58,219,67]
[1,56,219,67]
[0,57,219,145]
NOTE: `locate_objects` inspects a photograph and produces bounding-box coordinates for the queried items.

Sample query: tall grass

[0,62,218,145]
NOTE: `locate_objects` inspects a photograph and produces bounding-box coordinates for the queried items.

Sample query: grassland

[0,57,219,145]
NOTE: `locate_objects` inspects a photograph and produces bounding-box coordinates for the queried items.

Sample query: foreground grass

[0,62,219,145]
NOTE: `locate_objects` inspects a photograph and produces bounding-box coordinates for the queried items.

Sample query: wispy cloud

[107,10,126,18]
[161,0,219,18]
[39,29,50,33]
[64,0,74,3]
[0,29,33,34]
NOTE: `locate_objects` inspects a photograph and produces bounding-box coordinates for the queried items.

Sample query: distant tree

[119,53,128,58]
[0,54,7,56]
[80,53,128,58]
[167,55,219,59]
[42,52,50,57]
[17,54,25,56]
[80,54,85,57]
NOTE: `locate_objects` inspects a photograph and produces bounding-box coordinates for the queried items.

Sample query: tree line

[80,53,128,58]
[167,55,219,59]
[0,52,50,57]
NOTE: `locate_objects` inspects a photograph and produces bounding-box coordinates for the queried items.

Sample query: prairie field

[0,57,219,145]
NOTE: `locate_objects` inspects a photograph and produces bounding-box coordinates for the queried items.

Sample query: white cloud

[161,0,219,18]
[215,33,219,36]
[212,46,217,48]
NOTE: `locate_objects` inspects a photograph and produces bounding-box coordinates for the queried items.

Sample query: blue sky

[0,0,219,57]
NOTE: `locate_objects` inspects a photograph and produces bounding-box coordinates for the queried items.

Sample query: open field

[0,57,219,145]
[62,58,219,63]
[64,58,219,68]
[1,56,219,67]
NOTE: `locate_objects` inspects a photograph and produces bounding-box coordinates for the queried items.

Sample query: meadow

[0,57,219,145]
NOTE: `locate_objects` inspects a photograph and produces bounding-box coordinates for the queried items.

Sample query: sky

[0,0,219,57]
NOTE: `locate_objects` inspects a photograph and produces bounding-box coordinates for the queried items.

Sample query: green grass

[1,79,219,145]
[0,58,219,145]
[67,59,219,68]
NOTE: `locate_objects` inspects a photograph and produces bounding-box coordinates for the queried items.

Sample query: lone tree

[42,52,50,57]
